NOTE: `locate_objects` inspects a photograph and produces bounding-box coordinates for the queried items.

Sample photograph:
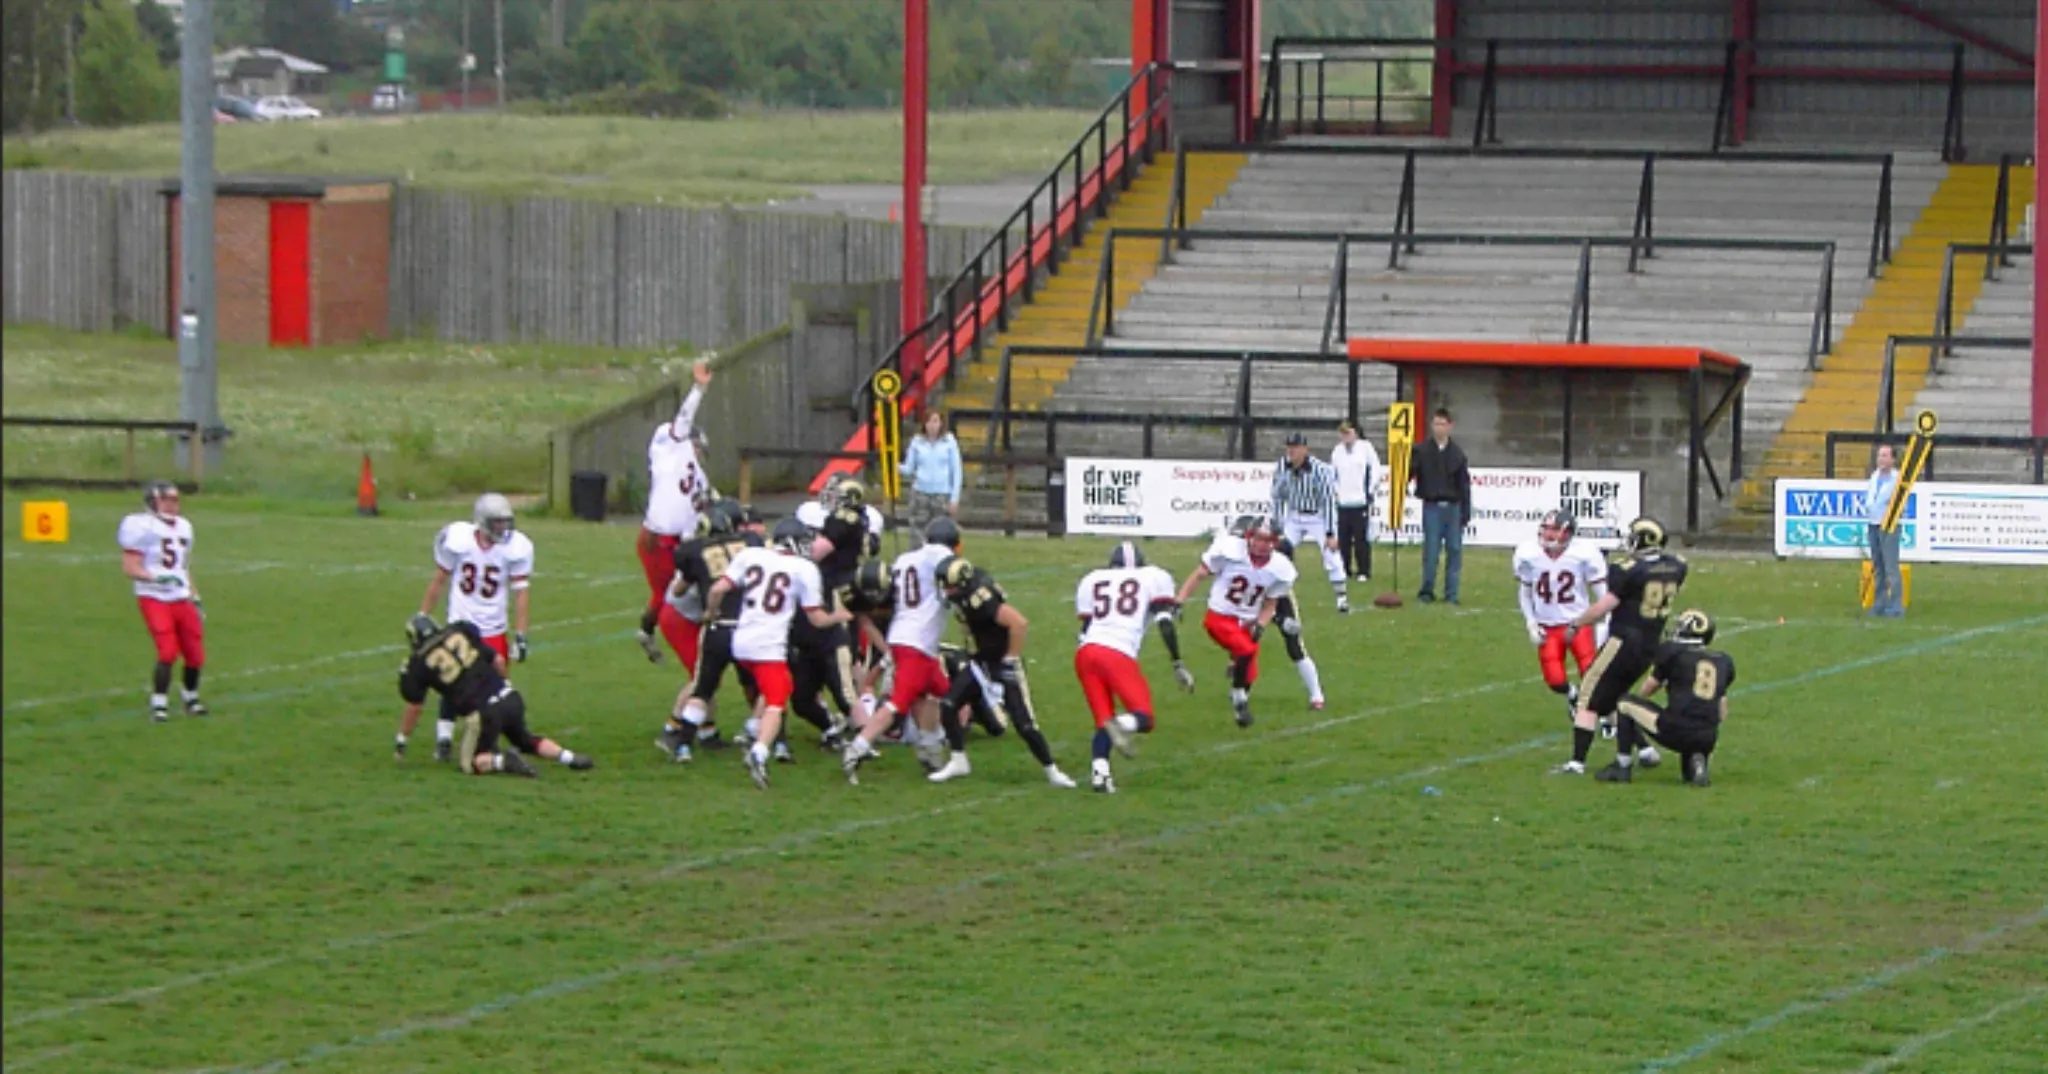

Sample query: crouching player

[1598,609,1730,787]
[394,614,593,776]
[926,556,1077,788]
[1513,510,1607,721]
[1076,542,1194,793]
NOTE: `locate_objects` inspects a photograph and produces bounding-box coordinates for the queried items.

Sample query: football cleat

[1309,697,1326,711]
[1636,746,1663,769]
[655,725,690,757]
[1046,766,1078,789]
[434,739,453,764]
[1104,715,1138,758]
[927,753,971,783]
[501,751,538,778]
[772,740,795,764]
[1090,763,1117,795]
[1594,761,1633,783]
[1232,697,1256,729]
[913,736,947,774]
[1684,754,1712,787]
[745,749,770,790]
[1549,760,1586,776]
[567,754,595,771]
[150,704,170,724]
[1336,597,1351,615]
[637,631,664,663]
[841,738,876,784]
[672,744,694,764]
[820,727,847,752]
[183,697,209,716]
[393,739,407,760]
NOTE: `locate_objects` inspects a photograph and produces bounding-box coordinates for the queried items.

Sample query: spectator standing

[1864,444,1904,617]
[1330,420,1380,582]
[1411,408,1472,605]
[900,409,962,546]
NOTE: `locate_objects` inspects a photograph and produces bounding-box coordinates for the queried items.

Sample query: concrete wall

[168,194,274,346]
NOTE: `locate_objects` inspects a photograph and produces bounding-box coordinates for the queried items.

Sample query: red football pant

[637,528,681,613]
[1538,624,1598,690]
[658,607,702,673]
[477,632,510,660]
[887,645,949,713]
[138,598,206,667]
[738,660,794,708]
[1074,644,1153,729]
[1203,610,1260,686]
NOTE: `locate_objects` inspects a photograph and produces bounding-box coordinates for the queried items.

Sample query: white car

[252,96,321,121]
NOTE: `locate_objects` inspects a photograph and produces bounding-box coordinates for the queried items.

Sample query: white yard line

[1847,985,2048,1074]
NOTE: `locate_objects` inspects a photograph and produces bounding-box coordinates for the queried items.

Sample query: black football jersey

[398,620,506,714]
[817,505,867,586]
[1654,643,1736,724]
[681,533,763,622]
[846,581,893,633]
[952,575,1012,662]
[1606,553,1690,642]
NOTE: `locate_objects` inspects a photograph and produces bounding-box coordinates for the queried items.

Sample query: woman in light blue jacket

[899,409,961,545]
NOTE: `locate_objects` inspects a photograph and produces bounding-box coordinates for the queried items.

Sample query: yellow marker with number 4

[23,501,70,543]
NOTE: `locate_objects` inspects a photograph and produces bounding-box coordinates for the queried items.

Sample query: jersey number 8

[1691,660,1720,700]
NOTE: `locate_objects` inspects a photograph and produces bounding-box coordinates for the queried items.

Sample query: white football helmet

[473,492,515,543]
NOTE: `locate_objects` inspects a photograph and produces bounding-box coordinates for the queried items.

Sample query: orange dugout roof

[1346,338,1746,372]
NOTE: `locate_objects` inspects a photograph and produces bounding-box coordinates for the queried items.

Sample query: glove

[1173,661,1196,693]
[512,632,529,663]
[1528,623,1545,647]
[1247,621,1265,644]
[999,655,1023,685]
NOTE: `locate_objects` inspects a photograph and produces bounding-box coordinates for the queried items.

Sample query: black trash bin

[570,470,608,522]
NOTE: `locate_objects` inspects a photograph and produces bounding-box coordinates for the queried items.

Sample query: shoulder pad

[833,507,863,525]
[1614,556,1636,571]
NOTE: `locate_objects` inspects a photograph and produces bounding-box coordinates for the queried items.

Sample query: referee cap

[1284,431,1309,447]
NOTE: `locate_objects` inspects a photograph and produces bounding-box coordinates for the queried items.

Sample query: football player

[1074,541,1195,794]
[654,500,765,761]
[1512,510,1608,720]
[797,476,886,557]
[1175,515,1297,729]
[703,518,847,789]
[926,555,1077,788]
[118,480,207,722]
[846,558,897,719]
[1598,609,1730,787]
[415,493,534,762]
[841,518,961,784]
[1557,516,1688,775]
[636,361,715,662]
[394,614,593,775]
[662,505,770,763]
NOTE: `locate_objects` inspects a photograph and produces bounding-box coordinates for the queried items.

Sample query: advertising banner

[1774,479,2048,565]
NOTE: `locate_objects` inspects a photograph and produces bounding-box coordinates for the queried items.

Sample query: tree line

[3,0,1427,133]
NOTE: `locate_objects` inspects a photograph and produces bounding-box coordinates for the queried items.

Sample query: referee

[1271,431,1349,613]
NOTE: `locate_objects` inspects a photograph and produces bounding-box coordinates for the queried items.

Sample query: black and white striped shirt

[1271,455,1339,530]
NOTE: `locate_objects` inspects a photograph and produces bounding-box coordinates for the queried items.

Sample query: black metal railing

[1987,152,2034,271]
[846,64,1174,436]
[1876,334,2033,429]
[1258,36,2022,161]
[1090,226,1839,369]
[1261,47,1433,137]
[1933,242,2034,354]
[1825,430,2047,484]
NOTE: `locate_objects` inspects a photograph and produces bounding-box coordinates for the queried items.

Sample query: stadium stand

[1911,251,2035,436]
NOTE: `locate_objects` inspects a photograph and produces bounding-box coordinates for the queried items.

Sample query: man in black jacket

[1411,408,1472,605]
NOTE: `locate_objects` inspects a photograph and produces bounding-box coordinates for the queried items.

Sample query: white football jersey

[644,385,708,537]
[1512,539,1606,626]
[885,544,954,655]
[723,546,823,662]
[1075,564,1178,659]
[434,522,535,637]
[117,512,195,601]
[1202,535,1297,618]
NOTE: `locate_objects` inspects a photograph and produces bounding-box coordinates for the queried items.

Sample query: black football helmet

[704,499,739,536]
[1673,609,1716,646]
[1107,541,1146,569]
[936,554,977,596]
[1624,516,1668,555]
[405,613,441,650]
[924,516,962,550]
[770,517,813,557]
[853,558,893,606]
[823,474,866,511]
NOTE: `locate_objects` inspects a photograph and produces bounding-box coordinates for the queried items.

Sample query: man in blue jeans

[1410,408,1472,604]
[1864,444,1904,617]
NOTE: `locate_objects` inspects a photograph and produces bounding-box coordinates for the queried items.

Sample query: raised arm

[669,361,713,438]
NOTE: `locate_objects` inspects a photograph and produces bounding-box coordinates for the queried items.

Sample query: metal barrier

[2,416,205,489]
[1933,243,2034,354]
[1874,334,2032,430]
[1825,430,2046,484]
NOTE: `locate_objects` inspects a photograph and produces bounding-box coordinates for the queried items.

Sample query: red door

[268,200,312,346]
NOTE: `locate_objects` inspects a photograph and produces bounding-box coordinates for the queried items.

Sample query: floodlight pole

[901,0,929,390]
[177,0,222,474]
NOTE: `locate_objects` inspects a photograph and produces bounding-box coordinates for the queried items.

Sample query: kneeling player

[394,615,593,776]
[1597,610,1730,787]
[927,555,1077,788]
[1075,542,1194,794]
[703,519,848,789]
[1513,510,1607,720]
[1176,515,1294,728]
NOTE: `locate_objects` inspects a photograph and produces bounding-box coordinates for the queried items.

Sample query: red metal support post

[1131,0,1167,114]
[1730,0,1756,145]
[1432,0,1456,138]
[2035,6,2046,438]
[902,0,929,391]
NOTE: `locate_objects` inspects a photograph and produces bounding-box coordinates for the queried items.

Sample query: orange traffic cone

[356,453,380,516]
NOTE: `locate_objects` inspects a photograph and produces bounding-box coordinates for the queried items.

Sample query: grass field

[1,110,1094,205]
[1,325,683,500]
[4,491,2045,1073]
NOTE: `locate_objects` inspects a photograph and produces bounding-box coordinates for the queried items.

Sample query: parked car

[370,84,414,112]
[253,95,322,121]
[215,96,260,121]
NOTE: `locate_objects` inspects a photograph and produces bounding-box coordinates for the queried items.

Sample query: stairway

[947,152,1245,455]
[1728,163,2034,530]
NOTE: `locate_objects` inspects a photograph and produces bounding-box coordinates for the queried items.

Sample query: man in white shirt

[1864,444,1904,618]
[1330,420,1380,582]
[117,480,206,722]
[637,361,715,661]
[409,493,534,762]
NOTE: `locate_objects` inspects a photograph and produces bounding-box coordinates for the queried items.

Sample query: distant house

[213,48,330,100]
